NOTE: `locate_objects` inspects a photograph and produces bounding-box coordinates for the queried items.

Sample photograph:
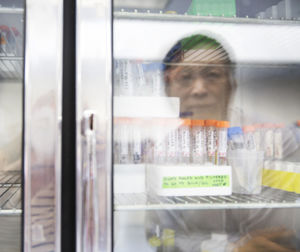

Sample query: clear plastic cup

[228,149,264,194]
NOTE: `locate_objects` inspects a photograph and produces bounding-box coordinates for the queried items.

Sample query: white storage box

[114,164,146,194]
[147,165,232,196]
[113,97,180,118]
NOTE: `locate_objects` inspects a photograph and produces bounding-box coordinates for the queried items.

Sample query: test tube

[274,123,284,160]
[179,119,191,164]
[152,64,165,96]
[253,123,262,151]
[113,60,120,96]
[216,121,230,165]
[152,119,167,164]
[165,118,180,164]
[205,120,217,165]
[243,125,256,150]
[227,127,244,150]
[141,119,150,163]
[263,123,275,160]
[191,119,206,164]
[132,61,146,96]
[119,60,134,96]
[113,118,120,164]
[129,118,143,164]
[142,63,155,96]
[118,118,131,164]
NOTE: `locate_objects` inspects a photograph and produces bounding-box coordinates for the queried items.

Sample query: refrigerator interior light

[114,0,170,9]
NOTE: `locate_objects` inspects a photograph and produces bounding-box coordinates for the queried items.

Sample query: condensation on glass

[76,0,112,252]
[0,2,24,251]
[113,1,300,252]
[23,0,63,251]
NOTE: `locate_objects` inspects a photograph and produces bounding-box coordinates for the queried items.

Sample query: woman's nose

[190,77,208,96]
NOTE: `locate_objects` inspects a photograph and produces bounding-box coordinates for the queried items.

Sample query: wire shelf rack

[0,171,21,214]
[114,187,300,211]
[0,56,22,80]
[0,7,24,15]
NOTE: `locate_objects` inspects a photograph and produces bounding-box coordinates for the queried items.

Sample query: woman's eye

[206,71,221,78]
[179,73,191,80]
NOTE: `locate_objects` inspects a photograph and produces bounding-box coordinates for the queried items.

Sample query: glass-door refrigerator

[76,0,300,251]
[1,0,63,251]
[0,2,23,251]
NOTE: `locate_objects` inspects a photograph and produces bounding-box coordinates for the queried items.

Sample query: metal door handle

[81,110,99,252]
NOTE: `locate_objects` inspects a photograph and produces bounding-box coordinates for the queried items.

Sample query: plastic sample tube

[191,119,206,164]
[119,60,134,96]
[263,123,275,160]
[253,123,262,151]
[274,123,284,160]
[216,121,230,165]
[243,125,256,150]
[152,64,165,96]
[165,119,179,164]
[141,119,152,163]
[228,126,244,150]
[142,63,156,96]
[179,119,191,164]
[113,60,121,96]
[205,120,217,164]
[130,118,143,164]
[152,119,167,164]
[129,60,146,96]
[118,118,130,164]
[113,118,120,164]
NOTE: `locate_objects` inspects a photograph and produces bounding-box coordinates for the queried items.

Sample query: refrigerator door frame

[76,0,113,251]
[24,0,63,251]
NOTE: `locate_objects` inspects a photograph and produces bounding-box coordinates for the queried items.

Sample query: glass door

[76,0,112,251]
[0,2,23,251]
[112,1,300,252]
[1,0,64,251]
[23,0,63,251]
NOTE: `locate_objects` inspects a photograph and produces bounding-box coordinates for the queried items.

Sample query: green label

[162,175,229,189]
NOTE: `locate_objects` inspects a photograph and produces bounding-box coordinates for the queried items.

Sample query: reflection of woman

[146,34,299,252]
[163,34,235,121]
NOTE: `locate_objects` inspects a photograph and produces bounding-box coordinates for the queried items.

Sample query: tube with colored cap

[191,119,206,164]
[179,119,191,164]
[243,125,256,151]
[228,127,244,150]
[216,121,230,165]
[205,120,217,164]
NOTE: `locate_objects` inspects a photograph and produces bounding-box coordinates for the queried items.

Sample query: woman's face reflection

[165,61,232,120]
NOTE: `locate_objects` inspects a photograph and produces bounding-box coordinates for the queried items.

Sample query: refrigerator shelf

[114,187,300,211]
[114,11,300,25]
[0,172,22,215]
[0,7,24,14]
[0,56,23,80]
